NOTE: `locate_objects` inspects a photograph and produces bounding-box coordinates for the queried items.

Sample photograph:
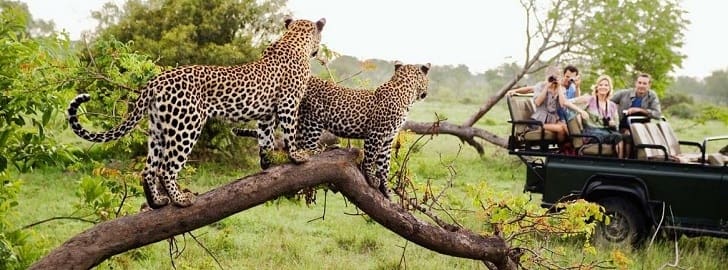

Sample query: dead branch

[30,149,517,270]
[401,120,508,153]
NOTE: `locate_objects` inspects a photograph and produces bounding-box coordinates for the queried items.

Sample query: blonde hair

[591,75,614,99]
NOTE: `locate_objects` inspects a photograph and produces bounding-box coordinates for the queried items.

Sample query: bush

[665,103,698,119]
[661,92,694,111]
[0,6,80,173]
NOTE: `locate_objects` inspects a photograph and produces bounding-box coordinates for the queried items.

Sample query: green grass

[8,98,728,269]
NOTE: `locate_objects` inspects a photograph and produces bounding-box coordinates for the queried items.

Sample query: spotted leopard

[67,18,326,208]
[234,61,430,196]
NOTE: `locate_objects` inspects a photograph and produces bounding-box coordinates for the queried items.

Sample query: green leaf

[0,156,6,172]
[41,108,52,126]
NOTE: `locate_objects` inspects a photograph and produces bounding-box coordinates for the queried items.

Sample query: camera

[548,75,558,84]
[602,117,611,126]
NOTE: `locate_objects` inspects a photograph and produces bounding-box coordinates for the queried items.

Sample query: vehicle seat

[630,123,668,160]
[507,94,557,151]
[708,153,727,166]
[656,121,704,163]
[566,115,616,156]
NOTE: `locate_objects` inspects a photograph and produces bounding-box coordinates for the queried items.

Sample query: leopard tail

[67,88,151,143]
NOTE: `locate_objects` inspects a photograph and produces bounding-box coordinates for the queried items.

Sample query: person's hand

[574,75,581,88]
[579,110,589,120]
[506,90,514,96]
[608,119,616,127]
[625,107,643,115]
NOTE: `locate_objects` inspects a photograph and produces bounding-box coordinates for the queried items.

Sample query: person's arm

[609,102,620,128]
[533,84,548,106]
[569,95,590,105]
[645,92,662,119]
[561,91,589,120]
[574,76,581,97]
[624,93,662,119]
[610,90,623,104]
[506,85,534,96]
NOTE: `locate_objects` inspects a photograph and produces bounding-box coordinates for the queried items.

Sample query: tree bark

[30,148,516,270]
[401,120,508,154]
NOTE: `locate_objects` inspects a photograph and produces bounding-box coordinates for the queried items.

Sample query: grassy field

[8,99,728,269]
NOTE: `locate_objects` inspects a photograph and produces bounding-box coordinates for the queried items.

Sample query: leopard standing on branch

[234,61,430,197]
[67,17,326,208]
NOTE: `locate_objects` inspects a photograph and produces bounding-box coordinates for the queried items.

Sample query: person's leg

[617,141,624,159]
[543,123,566,142]
[620,130,633,158]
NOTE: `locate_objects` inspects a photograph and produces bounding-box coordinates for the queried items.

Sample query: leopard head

[393,61,431,102]
[284,17,326,58]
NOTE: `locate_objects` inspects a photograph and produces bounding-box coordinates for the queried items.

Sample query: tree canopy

[578,0,687,92]
[91,0,287,67]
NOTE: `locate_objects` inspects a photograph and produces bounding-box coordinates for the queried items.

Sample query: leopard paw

[171,191,196,208]
[147,195,170,209]
[378,182,391,199]
[364,173,380,190]
[289,150,310,163]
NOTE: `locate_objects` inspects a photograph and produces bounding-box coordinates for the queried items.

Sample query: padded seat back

[645,123,668,148]
[630,123,658,160]
[708,154,727,166]
[657,121,681,156]
[507,94,536,136]
[567,116,584,148]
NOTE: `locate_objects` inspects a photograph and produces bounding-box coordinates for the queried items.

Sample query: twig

[168,236,179,270]
[648,202,666,249]
[189,232,225,270]
[115,176,129,217]
[398,240,409,269]
[307,189,328,223]
[21,216,97,230]
[658,206,688,270]
[336,70,364,84]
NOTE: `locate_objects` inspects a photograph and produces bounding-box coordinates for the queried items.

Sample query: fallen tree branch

[402,120,508,154]
[30,149,516,270]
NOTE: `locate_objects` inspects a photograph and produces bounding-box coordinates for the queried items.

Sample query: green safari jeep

[506,94,728,245]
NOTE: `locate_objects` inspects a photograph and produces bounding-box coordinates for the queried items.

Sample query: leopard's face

[392,61,431,103]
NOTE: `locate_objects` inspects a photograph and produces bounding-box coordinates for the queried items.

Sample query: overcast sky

[23,0,727,78]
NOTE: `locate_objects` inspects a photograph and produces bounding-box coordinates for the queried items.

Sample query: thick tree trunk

[30,149,516,270]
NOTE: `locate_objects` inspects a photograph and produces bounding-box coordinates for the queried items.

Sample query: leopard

[67,17,326,208]
[234,61,430,197]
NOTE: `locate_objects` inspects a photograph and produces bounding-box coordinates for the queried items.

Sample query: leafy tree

[669,76,706,100]
[578,0,687,93]
[0,2,78,173]
[704,68,728,105]
[0,0,56,37]
[91,0,287,66]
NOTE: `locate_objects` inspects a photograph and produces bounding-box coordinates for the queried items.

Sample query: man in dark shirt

[610,73,662,157]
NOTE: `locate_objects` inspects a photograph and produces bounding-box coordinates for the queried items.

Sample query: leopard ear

[316,18,326,31]
[284,17,294,29]
[394,60,404,71]
[420,63,431,75]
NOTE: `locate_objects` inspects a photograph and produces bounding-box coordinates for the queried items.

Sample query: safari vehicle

[506,94,728,245]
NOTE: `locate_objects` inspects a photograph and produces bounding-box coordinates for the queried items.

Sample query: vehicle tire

[594,197,647,247]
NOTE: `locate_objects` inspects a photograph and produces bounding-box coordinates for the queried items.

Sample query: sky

[22,0,728,78]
